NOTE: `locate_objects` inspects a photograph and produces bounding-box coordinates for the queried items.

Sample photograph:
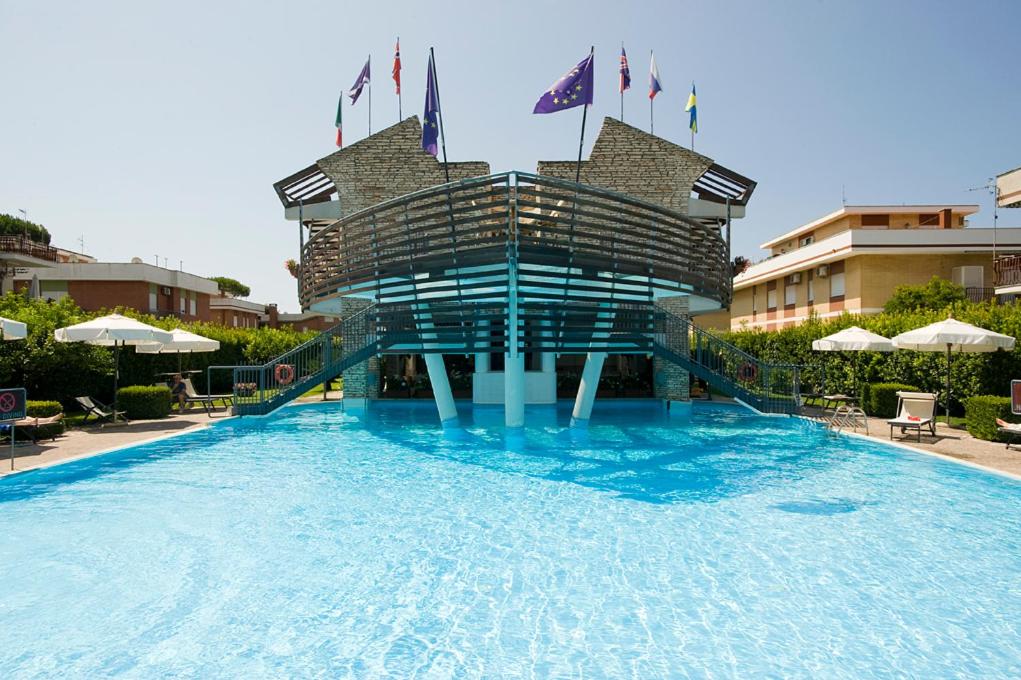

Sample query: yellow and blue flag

[685,83,697,133]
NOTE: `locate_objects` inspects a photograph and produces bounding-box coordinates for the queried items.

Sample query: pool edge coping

[803,418,1021,483]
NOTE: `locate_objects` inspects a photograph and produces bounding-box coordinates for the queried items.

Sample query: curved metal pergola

[299,171,731,355]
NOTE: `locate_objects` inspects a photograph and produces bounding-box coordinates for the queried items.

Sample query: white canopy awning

[892,318,1016,353]
[0,316,28,341]
[812,326,894,352]
[54,313,173,346]
[135,328,220,354]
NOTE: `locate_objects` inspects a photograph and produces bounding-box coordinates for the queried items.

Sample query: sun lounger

[182,378,233,417]
[996,418,1021,450]
[75,396,127,424]
[887,391,937,442]
[12,413,64,443]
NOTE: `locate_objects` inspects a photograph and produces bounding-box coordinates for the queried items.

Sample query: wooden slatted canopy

[273,163,337,209]
[693,163,756,206]
[298,172,732,356]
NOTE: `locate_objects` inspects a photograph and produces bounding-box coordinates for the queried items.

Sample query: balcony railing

[994,255,1021,287]
[0,236,58,262]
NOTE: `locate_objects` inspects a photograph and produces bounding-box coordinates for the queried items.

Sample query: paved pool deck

[1,398,1019,481]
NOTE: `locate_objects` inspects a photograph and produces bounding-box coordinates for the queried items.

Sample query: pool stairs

[229,303,801,417]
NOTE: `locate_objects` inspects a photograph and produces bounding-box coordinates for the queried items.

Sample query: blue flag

[422,53,439,156]
[348,58,370,104]
[533,52,594,114]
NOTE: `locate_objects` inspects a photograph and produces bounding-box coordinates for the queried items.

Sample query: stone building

[262,115,782,424]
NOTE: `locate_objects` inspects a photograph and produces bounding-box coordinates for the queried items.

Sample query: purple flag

[533,52,594,114]
[422,53,439,156]
[348,58,370,104]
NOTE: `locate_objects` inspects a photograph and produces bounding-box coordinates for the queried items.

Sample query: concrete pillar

[415,305,458,426]
[541,315,556,374]
[571,305,615,426]
[475,320,490,373]
[423,353,458,425]
[504,354,525,428]
[571,351,606,426]
[340,297,377,413]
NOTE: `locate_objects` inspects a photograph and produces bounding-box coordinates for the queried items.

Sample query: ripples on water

[2,400,1019,678]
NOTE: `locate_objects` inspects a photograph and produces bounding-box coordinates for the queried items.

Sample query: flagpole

[620,41,624,122]
[368,54,372,136]
[649,50,654,135]
[575,46,593,184]
[430,47,451,185]
[397,37,402,121]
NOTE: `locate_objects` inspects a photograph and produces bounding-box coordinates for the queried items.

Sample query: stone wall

[653,296,690,402]
[536,117,714,215]
[317,117,490,218]
[339,297,379,400]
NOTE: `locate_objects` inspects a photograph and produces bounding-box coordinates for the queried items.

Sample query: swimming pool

[2,401,1019,677]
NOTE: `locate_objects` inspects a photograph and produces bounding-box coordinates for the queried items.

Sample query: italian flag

[335,93,343,147]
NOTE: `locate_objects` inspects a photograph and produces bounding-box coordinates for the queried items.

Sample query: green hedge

[721,299,1021,416]
[26,400,62,417]
[963,395,1017,442]
[865,383,922,418]
[116,386,172,420]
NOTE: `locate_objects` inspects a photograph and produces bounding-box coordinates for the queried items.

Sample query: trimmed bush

[26,400,62,417]
[865,382,922,418]
[964,395,1017,442]
[116,385,172,420]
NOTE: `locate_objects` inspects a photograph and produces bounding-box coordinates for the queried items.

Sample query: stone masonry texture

[317,117,490,219]
[653,296,691,402]
[536,117,715,215]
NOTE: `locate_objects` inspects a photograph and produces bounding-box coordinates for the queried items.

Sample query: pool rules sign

[0,388,27,470]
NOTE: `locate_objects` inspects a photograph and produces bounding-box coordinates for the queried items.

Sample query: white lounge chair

[887,391,937,442]
[996,418,1021,450]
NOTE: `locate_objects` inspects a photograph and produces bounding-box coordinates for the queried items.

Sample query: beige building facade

[707,205,1021,331]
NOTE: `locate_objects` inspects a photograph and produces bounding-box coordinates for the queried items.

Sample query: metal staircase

[651,306,801,414]
[231,304,384,416]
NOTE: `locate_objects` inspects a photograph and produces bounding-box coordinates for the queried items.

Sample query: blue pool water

[2,401,1020,678]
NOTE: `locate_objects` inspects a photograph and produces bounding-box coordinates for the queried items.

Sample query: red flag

[392,39,401,94]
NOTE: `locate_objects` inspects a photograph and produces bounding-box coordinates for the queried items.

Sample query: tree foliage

[721,298,1021,416]
[0,292,316,406]
[0,213,52,244]
[883,276,967,314]
[209,276,251,298]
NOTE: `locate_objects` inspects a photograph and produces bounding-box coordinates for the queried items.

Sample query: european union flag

[422,52,440,156]
[533,52,594,114]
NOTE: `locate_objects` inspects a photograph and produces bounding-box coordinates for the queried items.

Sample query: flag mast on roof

[648,51,662,135]
[619,43,631,123]
[393,38,402,121]
[348,56,371,136]
[533,47,595,183]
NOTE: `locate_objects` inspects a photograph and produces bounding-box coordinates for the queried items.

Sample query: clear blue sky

[2,0,1019,311]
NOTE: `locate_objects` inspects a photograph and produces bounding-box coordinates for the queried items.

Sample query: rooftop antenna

[841,184,846,206]
[77,235,85,253]
[968,178,998,259]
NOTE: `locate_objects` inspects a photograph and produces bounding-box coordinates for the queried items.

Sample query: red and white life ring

[738,362,759,383]
[275,364,295,385]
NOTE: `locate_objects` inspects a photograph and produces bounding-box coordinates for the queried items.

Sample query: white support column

[541,315,556,374]
[571,305,615,427]
[571,351,606,426]
[504,354,525,428]
[475,320,490,373]
[505,248,524,428]
[416,305,458,426]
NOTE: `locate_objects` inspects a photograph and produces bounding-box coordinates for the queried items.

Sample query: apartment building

[714,205,1021,331]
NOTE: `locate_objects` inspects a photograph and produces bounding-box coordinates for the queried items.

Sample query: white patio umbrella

[0,316,28,341]
[54,314,174,421]
[812,326,894,396]
[135,328,220,372]
[892,316,1016,423]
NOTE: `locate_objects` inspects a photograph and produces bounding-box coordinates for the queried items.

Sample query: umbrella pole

[946,343,952,425]
[178,352,183,374]
[113,341,121,423]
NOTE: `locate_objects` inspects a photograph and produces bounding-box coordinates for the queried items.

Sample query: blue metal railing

[652,305,801,414]
[231,304,381,416]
